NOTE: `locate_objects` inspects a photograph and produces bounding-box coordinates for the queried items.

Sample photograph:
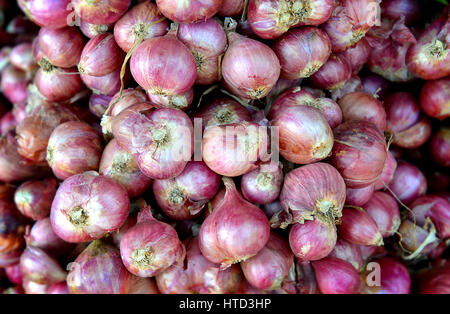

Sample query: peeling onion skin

[241,232,293,291]
[18,0,73,29]
[241,162,283,205]
[420,78,450,120]
[345,184,375,207]
[430,127,450,168]
[156,0,223,23]
[72,0,132,25]
[374,151,397,190]
[329,239,363,271]
[338,207,384,246]
[153,161,221,221]
[147,88,194,111]
[363,257,411,294]
[199,178,270,268]
[398,220,439,256]
[312,257,361,294]
[309,54,352,91]
[156,236,243,294]
[388,161,427,205]
[364,191,401,238]
[120,206,185,278]
[50,171,130,243]
[409,195,450,240]
[289,219,337,262]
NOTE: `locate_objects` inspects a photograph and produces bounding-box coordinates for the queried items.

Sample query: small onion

[430,127,450,168]
[363,256,411,294]
[338,206,384,246]
[72,0,131,24]
[364,191,401,237]
[374,151,397,190]
[312,257,361,294]
[309,54,352,91]
[361,73,390,99]
[420,78,450,120]
[9,43,37,72]
[218,0,244,16]
[155,0,222,23]
[81,66,129,96]
[0,65,30,105]
[409,195,450,240]
[329,239,363,270]
[35,67,84,102]
[18,0,73,29]
[241,162,283,205]
[345,184,375,207]
[339,38,371,74]
[388,161,427,205]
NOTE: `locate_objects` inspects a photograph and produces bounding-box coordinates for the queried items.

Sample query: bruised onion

[18,0,73,29]
[363,256,411,294]
[199,177,270,268]
[409,195,450,240]
[420,78,450,120]
[0,65,30,105]
[35,67,84,102]
[155,0,222,23]
[338,206,383,246]
[20,246,67,285]
[194,98,251,130]
[72,0,131,24]
[430,127,450,168]
[241,162,283,205]
[364,191,401,237]
[312,257,361,294]
[329,239,363,270]
[345,184,375,207]
[374,151,397,190]
[309,54,352,91]
[120,206,185,277]
[388,161,427,205]
[50,171,130,243]
[153,161,221,221]
[9,43,37,72]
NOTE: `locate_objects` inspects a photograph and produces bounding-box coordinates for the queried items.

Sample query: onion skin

[114,2,168,53]
[156,236,242,294]
[279,163,346,227]
[89,94,112,118]
[398,220,439,258]
[129,277,160,294]
[430,127,450,168]
[153,161,221,221]
[155,0,222,23]
[10,43,37,72]
[18,0,73,29]
[80,20,112,38]
[330,74,362,101]
[374,151,397,190]
[289,219,337,262]
[81,66,129,96]
[272,106,333,164]
[50,172,130,243]
[68,239,135,294]
[330,121,387,189]
[19,246,67,284]
[241,232,293,291]
[22,279,48,294]
[329,239,363,270]
[420,78,450,120]
[72,0,132,24]
[5,264,23,285]
[345,184,375,207]
[364,192,401,238]
[0,65,30,105]
[339,38,370,74]
[381,0,421,26]
[148,88,194,111]
[35,67,84,102]
[199,178,270,268]
[410,195,450,240]
[46,122,103,180]
[218,0,244,16]
[222,30,280,99]
[363,257,411,294]
[241,162,283,205]
[338,207,384,246]
[310,54,352,91]
[338,91,386,131]
[273,27,331,80]
[312,257,361,294]
[418,263,450,294]
[120,206,185,277]
[99,139,152,198]
[361,73,390,99]
[389,161,427,205]
[112,103,194,180]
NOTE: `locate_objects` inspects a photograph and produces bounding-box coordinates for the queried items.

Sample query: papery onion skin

[68,239,135,294]
[241,232,293,291]
[199,178,270,268]
[430,127,450,168]
[338,207,384,246]
[120,206,185,277]
[0,65,30,105]
[156,236,242,294]
[364,191,401,237]
[241,162,283,205]
[312,257,361,294]
[155,0,222,23]
[114,1,168,53]
[374,151,397,190]
[89,94,112,118]
[80,20,112,38]
[10,43,37,72]
[410,195,450,240]
[329,239,363,270]
[72,0,132,24]
[18,0,73,29]
[345,184,375,207]
[309,54,352,91]
[99,139,152,198]
[330,121,387,189]
[273,27,331,80]
[46,121,103,180]
[389,161,427,205]
[147,88,194,111]
[363,256,411,294]
[153,161,221,221]
[35,67,84,102]
[330,74,362,101]
[339,38,371,74]
[289,219,337,262]
[420,78,450,120]
[50,172,130,243]
[5,263,23,285]
[81,66,129,96]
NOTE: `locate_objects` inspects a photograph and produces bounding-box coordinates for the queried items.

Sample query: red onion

[22,279,48,294]
[120,206,185,277]
[265,77,303,107]
[218,0,244,16]
[338,91,386,131]
[9,43,37,72]
[46,121,103,180]
[241,162,283,205]
[199,177,270,268]
[78,33,125,77]
[339,38,370,74]
[278,163,346,227]
[363,256,411,294]
[81,66,129,96]
[202,121,268,177]
[0,65,30,105]
[289,219,337,261]
[418,263,450,294]
[222,20,280,99]
[155,0,222,23]
[338,207,384,246]
[329,74,362,101]
[329,239,363,270]
[67,239,135,294]
[389,161,427,205]
[18,0,73,29]
[330,121,387,188]
[194,98,251,130]
[406,13,450,80]
[14,178,58,221]
[35,67,84,102]
[47,281,70,294]
[50,171,130,243]
[309,54,352,91]
[178,19,227,85]
[0,111,17,135]
[247,0,334,40]
[129,277,160,294]
[241,232,293,291]
[99,139,152,198]
[381,0,421,25]
[156,236,242,293]
[79,20,112,38]
[345,184,375,207]
[5,263,23,285]
[89,94,112,118]
[271,105,333,164]
[147,88,194,111]
[110,213,137,249]
[273,27,331,80]
[398,220,439,258]
[374,151,397,190]
[112,103,194,180]
[20,246,67,285]
[420,78,450,120]
[130,30,197,98]
[322,0,381,53]
[312,257,361,294]
[410,195,450,240]
[37,27,84,68]
[153,161,221,221]
[72,0,131,24]
[361,73,390,99]
[430,127,450,168]
[364,191,401,237]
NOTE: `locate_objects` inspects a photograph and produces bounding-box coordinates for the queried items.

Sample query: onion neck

[38,57,55,73]
[68,206,89,228]
[214,108,234,125]
[131,247,154,270]
[151,126,170,147]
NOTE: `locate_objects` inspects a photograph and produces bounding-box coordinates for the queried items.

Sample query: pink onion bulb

[241,162,283,205]
[50,171,130,243]
[120,206,185,277]
[363,256,411,294]
[194,98,251,130]
[338,206,384,246]
[0,65,30,105]
[89,94,112,118]
[218,0,244,16]
[199,177,270,268]
[409,195,450,240]
[420,78,450,120]
[364,191,401,237]
[345,184,375,207]
[99,139,152,198]
[10,43,37,72]
[18,0,73,29]
[388,161,427,205]
[5,263,23,285]
[47,282,70,294]
[374,151,397,190]
[79,20,112,38]
[312,257,361,294]
[329,239,363,270]
[153,161,221,221]
[147,88,194,111]
[81,66,129,96]
[310,54,352,91]
[273,27,331,79]
[155,0,222,23]
[430,127,450,168]
[72,0,132,24]
[339,38,371,74]
[34,67,84,102]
